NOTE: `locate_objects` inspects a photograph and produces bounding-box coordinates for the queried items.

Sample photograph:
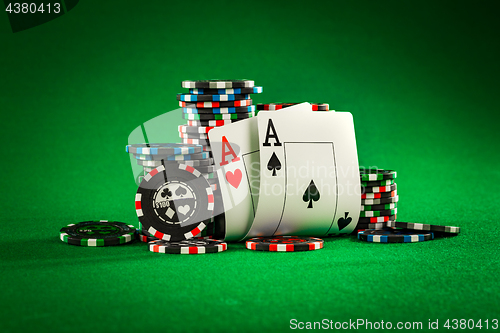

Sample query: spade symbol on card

[302,180,320,208]
[337,212,352,231]
[267,152,281,176]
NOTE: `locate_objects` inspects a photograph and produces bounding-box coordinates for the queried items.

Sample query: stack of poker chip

[126,143,222,240]
[255,103,330,113]
[355,169,398,232]
[177,80,263,217]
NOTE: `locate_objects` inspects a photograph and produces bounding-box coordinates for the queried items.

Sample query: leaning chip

[60,221,136,246]
[135,163,214,242]
[386,221,460,234]
[358,229,434,243]
[149,239,227,254]
[245,236,324,252]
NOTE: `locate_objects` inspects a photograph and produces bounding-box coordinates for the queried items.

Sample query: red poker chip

[245,236,324,252]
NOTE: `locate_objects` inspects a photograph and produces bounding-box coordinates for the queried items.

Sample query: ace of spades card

[243,103,361,239]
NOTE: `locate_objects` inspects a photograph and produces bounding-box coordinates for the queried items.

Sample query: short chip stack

[126,143,222,240]
[354,169,399,233]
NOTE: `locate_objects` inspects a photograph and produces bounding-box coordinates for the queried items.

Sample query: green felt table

[1,1,499,332]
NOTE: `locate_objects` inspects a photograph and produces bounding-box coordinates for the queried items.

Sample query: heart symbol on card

[177,205,190,216]
[225,169,242,189]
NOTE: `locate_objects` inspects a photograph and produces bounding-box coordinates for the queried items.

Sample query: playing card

[208,117,260,241]
[244,103,360,238]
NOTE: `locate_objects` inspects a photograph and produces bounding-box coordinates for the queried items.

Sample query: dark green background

[1,1,499,332]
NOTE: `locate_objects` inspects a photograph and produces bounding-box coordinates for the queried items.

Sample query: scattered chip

[60,221,136,246]
[358,229,434,243]
[386,221,460,234]
[149,239,227,254]
[245,236,324,252]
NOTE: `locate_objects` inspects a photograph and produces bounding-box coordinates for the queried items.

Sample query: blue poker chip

[126,143,203,155]
[133,151,211,161]
[357,229,434,243]
[182,105,255,114]
[177,93,250,102]
[189,86,263,95]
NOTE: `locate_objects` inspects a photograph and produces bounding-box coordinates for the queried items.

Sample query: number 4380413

[5,3,61,14]
[444,319,498,330]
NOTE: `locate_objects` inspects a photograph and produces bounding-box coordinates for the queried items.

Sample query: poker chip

[359,169,397,181]
[360,179,395,187]
[361,190,397,199]
[359,208,397,217]
[187,119,239,127]
[358,215,396,223]
[182,79,254,89]
[362,183,397,193]
[191,164,216,174]
[358,229,434,243]
[60,221,136,246]
[177,93,250,102]
[362,196,399,205]
[138,158,214,168]
[126,143,202,155]
[135,163,214,242]
[361,202,397,211]
[149,238,227,254]
[182,112,254,121]
[256,103,329,111]
[182,105,255,114]
[178,125,214,134]
[189,86,263,95]
[354,222,387,230]
[245,236,324,252]
[134,151,211,161]
[178,131,209,140]
[182,138,210,146]
[386,221,460,234]
[137,229,158,243]
[179,99,252,108]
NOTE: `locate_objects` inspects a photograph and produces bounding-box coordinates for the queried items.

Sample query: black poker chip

[135,163,214,242]
[386,221,460,234]
[245,236,324,252]
[182,79,254,89]
[358,229,434,243]
[149,238,227,254]
[60,221,136,246]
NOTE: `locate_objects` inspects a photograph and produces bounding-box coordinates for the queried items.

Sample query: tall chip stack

[177,80,263,237]
[354,169,399,233]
